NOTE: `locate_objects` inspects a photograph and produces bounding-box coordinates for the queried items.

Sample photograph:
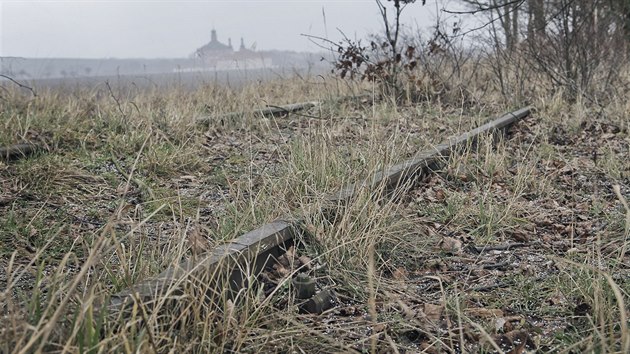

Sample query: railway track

[107,105,532,316]
[2,95,378,163]
[0,101,320,163]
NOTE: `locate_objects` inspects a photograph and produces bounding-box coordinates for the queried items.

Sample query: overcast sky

[0,0,460,58]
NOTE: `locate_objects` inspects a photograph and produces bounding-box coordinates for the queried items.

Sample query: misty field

[3,0,630,348]
[0,60,628,353]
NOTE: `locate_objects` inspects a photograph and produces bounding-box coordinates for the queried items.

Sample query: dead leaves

[385,292,538,353]
[439,236,463,255]
[387,267,407,282]
[465,307,504,318]
[423,302,444,324]
[262,246,321,286]
[187,224,212,254]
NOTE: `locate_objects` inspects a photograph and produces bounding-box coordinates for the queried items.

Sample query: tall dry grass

[0,55,628,352]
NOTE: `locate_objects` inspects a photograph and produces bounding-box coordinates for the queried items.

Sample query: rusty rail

[329,106,532,205]
[196,94,374,125]
[197,101,319,125]
[109,220,296,311]
[108,106,532,314]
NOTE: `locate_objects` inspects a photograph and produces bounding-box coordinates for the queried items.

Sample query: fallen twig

[0,74,37,97]
[481,261,512,270]
[471,242,528,253]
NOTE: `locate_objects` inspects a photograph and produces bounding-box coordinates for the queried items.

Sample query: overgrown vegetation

[1,0,629,352]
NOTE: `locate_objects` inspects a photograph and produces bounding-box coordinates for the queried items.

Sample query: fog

[1,0,440,59]
[0,1,464,88]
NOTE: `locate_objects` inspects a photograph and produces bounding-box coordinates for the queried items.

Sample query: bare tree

[374,0,423,95]
[451,0,629,101]
[527,0,546,39]
[523,0,629,100]
[326,0,425,99]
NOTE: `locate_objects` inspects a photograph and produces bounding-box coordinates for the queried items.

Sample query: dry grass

[0,65,628,353]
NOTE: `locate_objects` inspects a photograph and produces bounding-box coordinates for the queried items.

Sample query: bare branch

[443,0,525,15]
[0,74,37,97]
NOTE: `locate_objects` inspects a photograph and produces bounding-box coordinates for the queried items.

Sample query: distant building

[188,29,273,71]
[239,37,250,52]
[194,29,233,58]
